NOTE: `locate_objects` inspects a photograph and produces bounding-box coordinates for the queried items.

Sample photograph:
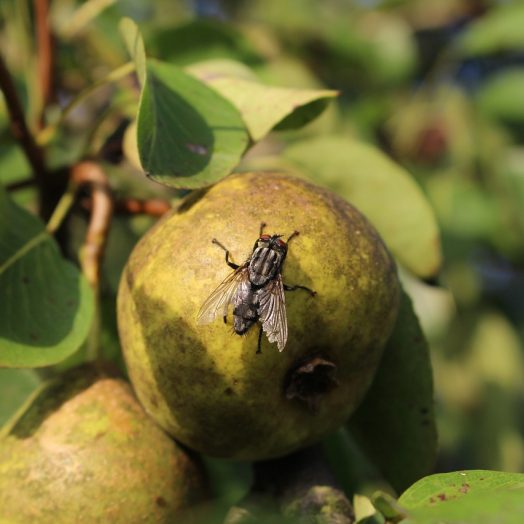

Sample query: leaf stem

[70,162,114,361]
[81,196,171,217]
[5,178,36,192]
[0,231,48,277]
[46,184,77,234]
[70,162,114,289]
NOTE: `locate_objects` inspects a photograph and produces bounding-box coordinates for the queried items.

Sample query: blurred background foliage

[2,0,524,514]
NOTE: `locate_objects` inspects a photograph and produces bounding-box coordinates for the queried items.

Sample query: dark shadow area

[149,19,264,67]
[131,286,271,457]
[176,186,211,214]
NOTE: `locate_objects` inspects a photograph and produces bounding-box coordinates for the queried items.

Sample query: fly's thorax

[248,246,284,286]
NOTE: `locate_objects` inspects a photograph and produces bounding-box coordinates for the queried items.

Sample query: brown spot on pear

[0,365,208,523]
[117,171,400,460]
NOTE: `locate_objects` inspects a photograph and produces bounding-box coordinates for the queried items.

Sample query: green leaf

[426,170,501,239]
[137,59,249,189]
[149,18,262,66]
[119,17,146,85]
[0,187,94,367]
[349,290,437,494]
[398,471,524,524]
[284,136,441,278]
[477,68,524,124]
[0,368,41,426]
[202,77,337,141]
[404,490,524,524]
[323,428,385,497]
[459,3,524,56]
[399,470,524,509]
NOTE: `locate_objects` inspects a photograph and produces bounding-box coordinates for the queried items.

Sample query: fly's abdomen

[233,282,258,334]
[248,247,282,286]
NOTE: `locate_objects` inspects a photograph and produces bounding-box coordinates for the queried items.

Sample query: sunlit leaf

[136,59,249,189]
[0,187,94,367]
[284,136,441,278]
[354,493,383,524]
[403,490,524,524]
[188,61,338,141]
[209,79,336,141]
[397,470,524,524]
[187,58,259,83]
[349,290,437,493]
[400,470,524,509]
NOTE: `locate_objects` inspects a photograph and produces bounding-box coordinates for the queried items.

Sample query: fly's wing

[258,274,288,351]
[197,267,248,325]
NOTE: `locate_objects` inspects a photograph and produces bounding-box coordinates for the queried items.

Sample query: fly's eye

[277,239,286,248]
[259,234,271,241]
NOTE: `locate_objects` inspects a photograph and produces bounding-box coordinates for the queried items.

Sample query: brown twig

[0,51,48,196]
[81,196,171,217]
[6,178,37,191]
[71,162,113,288]
[35,0,54,128]
[114,197,171,216]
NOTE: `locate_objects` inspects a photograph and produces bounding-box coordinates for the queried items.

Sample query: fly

[197,223,316,353]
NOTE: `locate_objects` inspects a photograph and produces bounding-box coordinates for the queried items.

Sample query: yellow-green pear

[118,172,400,460]
[0,365,208,523]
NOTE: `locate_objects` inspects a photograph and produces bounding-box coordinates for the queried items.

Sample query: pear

[117,172,400,460]
[0,365,208,523]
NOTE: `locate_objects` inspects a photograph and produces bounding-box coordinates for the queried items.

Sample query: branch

[114,197,171,216]
[6,178,36,192]
[0,51,48,190]
[224,446,355,523]
[35,0,54,128]
[70,162,113,287]
[81,196,171,217]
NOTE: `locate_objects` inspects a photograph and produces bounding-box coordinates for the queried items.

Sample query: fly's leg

[259,222,267,236]
[287,230,299,243]
[284,283,316,297]
[223,315,228,324]
[212,238,239,270]
[256,325,263,354]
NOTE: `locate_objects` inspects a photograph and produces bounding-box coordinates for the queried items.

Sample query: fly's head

[254,234,288,256]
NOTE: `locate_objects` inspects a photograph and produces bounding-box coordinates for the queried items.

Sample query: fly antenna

[287,230,299,243]
[259,222,267,236]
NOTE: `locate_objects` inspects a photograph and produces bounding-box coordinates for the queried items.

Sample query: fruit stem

[224,445,354,523]
[71,162,114,361]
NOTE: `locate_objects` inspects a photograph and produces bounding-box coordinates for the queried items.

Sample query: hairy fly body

[197,223,316,353]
